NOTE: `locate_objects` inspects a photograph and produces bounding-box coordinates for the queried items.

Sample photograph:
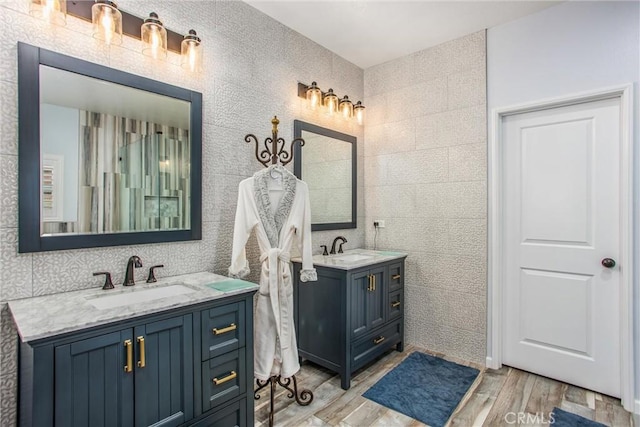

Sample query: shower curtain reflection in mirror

[40,106,190,236]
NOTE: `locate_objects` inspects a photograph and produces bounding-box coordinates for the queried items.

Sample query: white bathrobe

[229,166,317,381]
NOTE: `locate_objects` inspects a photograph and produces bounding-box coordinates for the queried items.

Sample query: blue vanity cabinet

[293,258,406,390]
[51,314,193,427]
[18,291,256,427]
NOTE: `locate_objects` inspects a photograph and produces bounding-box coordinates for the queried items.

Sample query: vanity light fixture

[339,95,353,119]
[297,82,365,125]
[181,30,203,72]
[91,0,123,46]
[323,88,339,116]
[305,81,323,110]
[354,101,365,126]
[29,0,66,25]
[141,12,167,59]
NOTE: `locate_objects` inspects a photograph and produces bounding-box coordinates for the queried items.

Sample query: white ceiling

[245,0,560,69]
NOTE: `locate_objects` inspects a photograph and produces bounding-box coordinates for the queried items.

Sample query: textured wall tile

[416,181,486,219]
[448,219,487,256]
[365,118,416,157]
[215,0,285,59]
[0,229,33,301]
[364,54,414,97]
[0,156,18,229]
[386,148,448,185]
[413,30,485,84]
[448,143,486,182]
[207,174,245,224]
[0,80,18,156]
[365,184,417,219]
[386,77,447,123]
[407,251,486,295]
[331,54,364,101]
[284,28,332,83]
[362,92,387,129]
[447,67,486,110]
[415,105,486,150]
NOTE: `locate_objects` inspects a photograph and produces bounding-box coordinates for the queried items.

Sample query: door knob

[601,258,616,268]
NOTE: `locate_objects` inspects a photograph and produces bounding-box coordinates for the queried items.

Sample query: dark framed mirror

[293,120,356,231]
[18,43,202,253]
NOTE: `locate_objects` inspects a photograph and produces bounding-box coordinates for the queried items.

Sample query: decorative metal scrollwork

[254,374,314,427]
[246,116,305,168]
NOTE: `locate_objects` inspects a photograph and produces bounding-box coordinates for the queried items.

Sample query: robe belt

[259,248,291,353]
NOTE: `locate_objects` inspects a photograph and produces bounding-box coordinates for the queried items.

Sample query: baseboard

[485,356,500,370]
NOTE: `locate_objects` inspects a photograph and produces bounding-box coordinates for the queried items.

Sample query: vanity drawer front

[388,262,403,292]
[191,397,247,427]
[201,302,245,360]
[351,321,401,371]
[388,291,403,320]
[202,348,246,411]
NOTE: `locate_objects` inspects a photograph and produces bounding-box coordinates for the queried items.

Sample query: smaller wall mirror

[18,43,202,252]
[293,120,356,231]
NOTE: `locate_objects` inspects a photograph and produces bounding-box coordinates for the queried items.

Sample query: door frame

[487,84,635,412]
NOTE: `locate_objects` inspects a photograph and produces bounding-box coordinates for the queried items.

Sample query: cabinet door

[134,314,194,427]
[54,330,134,427]
[350,270,370,338]
[368,266,386,331]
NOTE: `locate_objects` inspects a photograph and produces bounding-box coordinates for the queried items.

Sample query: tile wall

[363,31,488,364]
[0,1,364,423]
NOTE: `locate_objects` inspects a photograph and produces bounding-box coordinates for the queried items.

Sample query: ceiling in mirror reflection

[40,65,190,129]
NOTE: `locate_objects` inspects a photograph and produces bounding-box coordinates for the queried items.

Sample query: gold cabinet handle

[373,275,376,291]
[213,323,237,335]
[137,336,146,368]
[392,274,401,280]
[391,301,401,308]
[212,370,237,385]
[373,336,385,345]
[124,339,133,373]
[367,275,372,291]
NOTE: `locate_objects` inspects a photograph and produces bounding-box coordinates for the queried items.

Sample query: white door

[502,97,621,397]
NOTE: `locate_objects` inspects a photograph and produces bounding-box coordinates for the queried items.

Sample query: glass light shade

[92,0,123,46]
[339,95,353,119]
[29,0,67,25]
[323,88,339,116]
[181,30,203,72]
[141,12,167,59]
[354,101,365,125]
[305,81,322,110]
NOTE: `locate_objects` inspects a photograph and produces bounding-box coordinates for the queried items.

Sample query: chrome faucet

[123,256,142,286]
[330,236,347,255]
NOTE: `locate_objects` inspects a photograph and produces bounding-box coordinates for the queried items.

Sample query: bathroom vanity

[9,272,257,427]
[292,249,407,389]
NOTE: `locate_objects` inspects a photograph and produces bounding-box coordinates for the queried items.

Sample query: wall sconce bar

[67,1,184,53]
[297,81,364,124]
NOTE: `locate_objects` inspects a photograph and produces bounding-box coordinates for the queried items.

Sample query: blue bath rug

[552,408,607,427]
[362,352,479,426]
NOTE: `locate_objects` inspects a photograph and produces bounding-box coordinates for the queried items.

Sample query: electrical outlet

[374,220,385,228]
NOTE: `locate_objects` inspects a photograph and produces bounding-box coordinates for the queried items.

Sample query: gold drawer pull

[213,370,237,385]
[137,336,145,368]
[124,339,133,373]
[391,301,401,308]
[373,336,385,345]
[213,323,237,335]
[392,274,401,280]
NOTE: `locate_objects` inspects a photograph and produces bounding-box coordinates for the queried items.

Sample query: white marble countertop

[293,248,407,270]
[9,272,258,343]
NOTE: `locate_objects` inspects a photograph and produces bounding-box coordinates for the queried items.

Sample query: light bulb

[181,30,202,72]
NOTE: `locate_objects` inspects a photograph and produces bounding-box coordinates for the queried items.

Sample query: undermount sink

[86,284,196,310]
[332,254,374,263]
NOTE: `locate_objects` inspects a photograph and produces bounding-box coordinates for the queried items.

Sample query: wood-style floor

[254,346,634,427]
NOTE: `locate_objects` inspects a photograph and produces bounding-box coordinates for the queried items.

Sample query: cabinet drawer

[201,302,245,360]
[352,321,401,371]
[202,348,246,411]
[389,291,403,320]
[190,397,247,427]
[388,262,403,292]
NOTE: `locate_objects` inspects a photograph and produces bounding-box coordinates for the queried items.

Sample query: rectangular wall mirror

[18,43,202,252]
[293,120,356,231]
